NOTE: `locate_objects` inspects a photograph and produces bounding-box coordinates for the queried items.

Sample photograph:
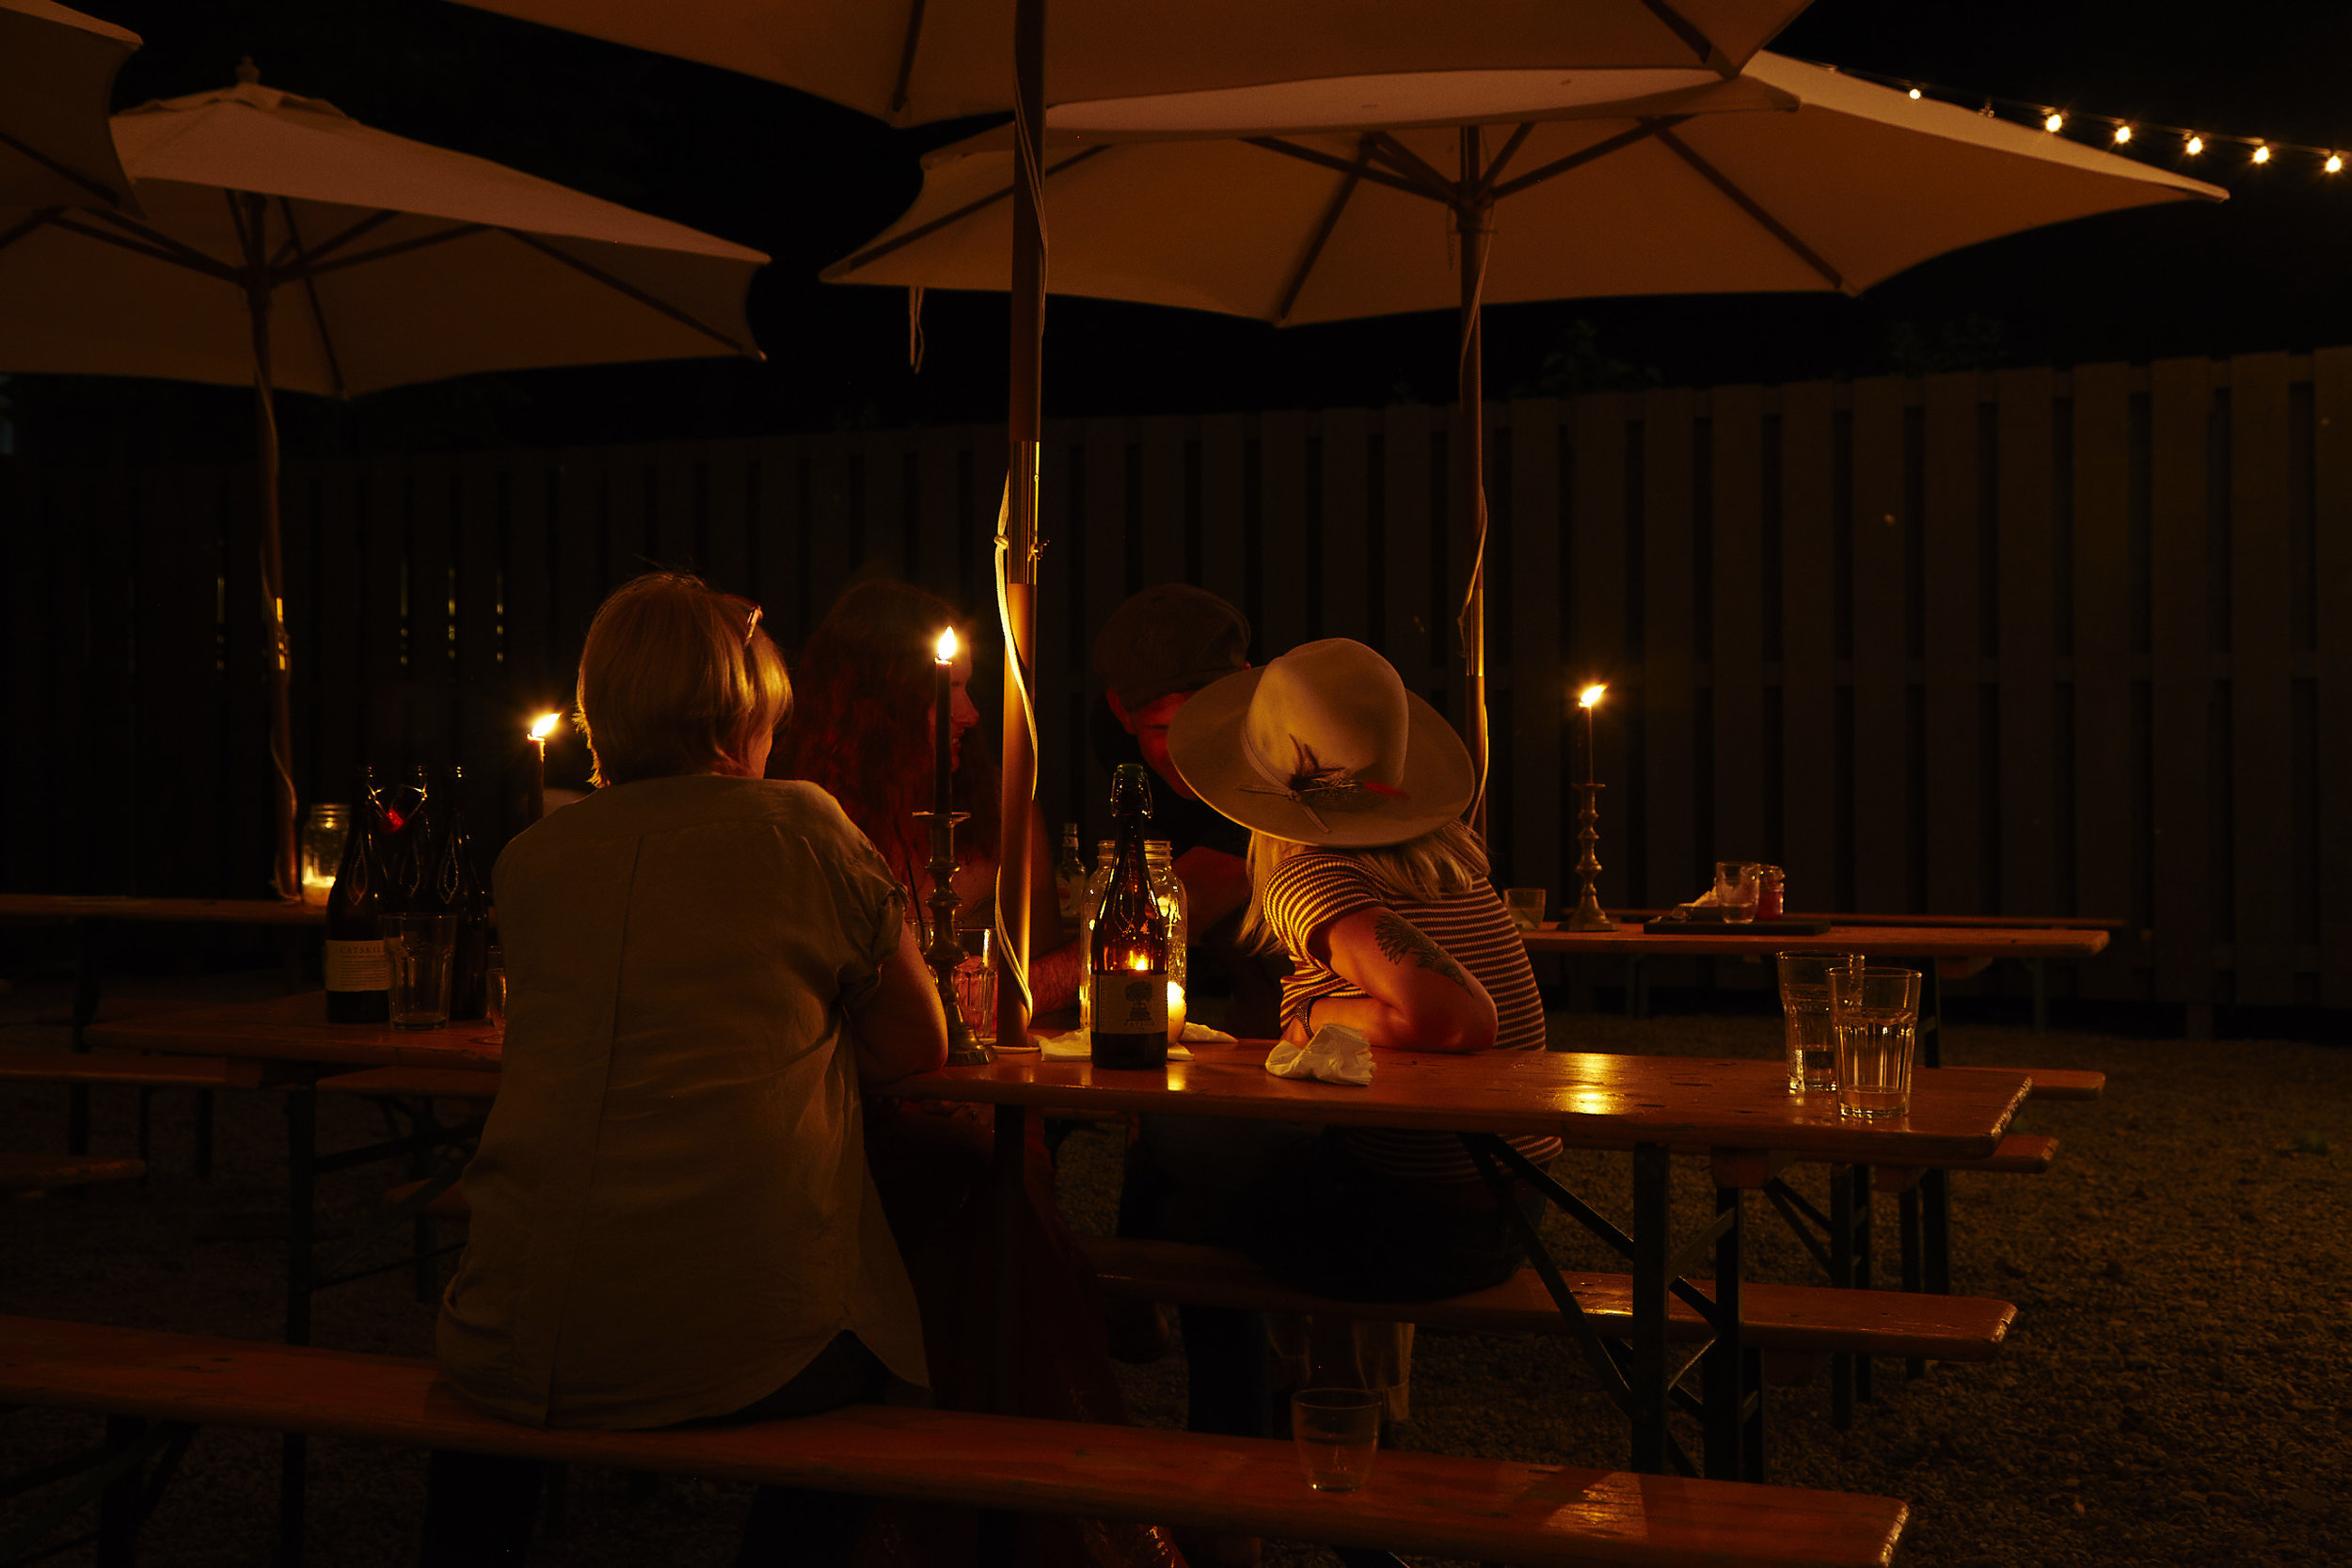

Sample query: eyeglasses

[720,593,763,647]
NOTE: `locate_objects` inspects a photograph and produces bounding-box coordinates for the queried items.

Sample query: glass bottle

[324,768,390,1024]
[1089,764,1169,1070]
[1078,839,1116,1031]
[1145,840,1187,1037]
[437,767,492,1020]
[383,765,438,914]
[1054,822,1088,925]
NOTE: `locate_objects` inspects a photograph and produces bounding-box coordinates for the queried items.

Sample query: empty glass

[298,804,348,906]
[1776,950,1865,1095]
[384,912,457,1032]
[1292,1388,1382,1493]
[1502,888,1548,931]
[1830,966,1923,1121]
[1713,861,1758,923]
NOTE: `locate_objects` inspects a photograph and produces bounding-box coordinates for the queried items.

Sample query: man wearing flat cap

[1089,583,1279,1038]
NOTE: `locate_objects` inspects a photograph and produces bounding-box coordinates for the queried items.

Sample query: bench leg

[136,1088,153,1172]
[1699,1183,1753,1483]
[194,1090,215,1180]
[95,1416,143,1568]
[1629,1143,1671,1475]
[280,1085,317,1568]
[67,918,103,1159]
[1921,1167,1951,1296]
[1899,1183,1925,1382]
[1828,1164,1874,1429]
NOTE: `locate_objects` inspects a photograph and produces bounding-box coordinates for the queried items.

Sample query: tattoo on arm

[1372,911,1474,994]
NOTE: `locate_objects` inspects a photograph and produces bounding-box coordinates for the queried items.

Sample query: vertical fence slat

[1258,410,1310,660]
[1849,377,1907,912]
[1709,387,1764,875]
[1198,412,1250,628]
[1136,416,1189,596]
[1379,404,1436,688]
[2071,364,2137,994]
[1779,382,1837,914]
[2149,356,2215,1008]
[2227,353,2296,1004]
[1921,372,1982,916]
[2316,347,2352,1007]
[1995,369,2057,924]
[1504,398,1564,899]
[1641,388,1696,911]
[1319,407,1373,648]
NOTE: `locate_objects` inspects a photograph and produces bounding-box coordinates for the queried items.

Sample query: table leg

[1828,1164,1875,1428]
[1916,965,1954,1300]
[1629,1143,1671,1474]
[1698,1182,1751,1481]
[279,1084,316,1568]
[67,919,103,1158]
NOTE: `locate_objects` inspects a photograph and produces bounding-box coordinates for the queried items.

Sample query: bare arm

[849,923,949,1083]
[1173,846,1250,931]
[1293,906,1497,1053]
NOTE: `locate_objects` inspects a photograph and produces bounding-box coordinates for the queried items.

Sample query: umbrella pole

[1456,132,1491,839]
[248,267,298,902]
[993,0,1045,1053]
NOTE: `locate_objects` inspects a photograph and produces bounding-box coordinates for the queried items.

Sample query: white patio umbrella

[824,53,2227,828]
[451,0,1814,1041]
[0,65,768,897]
[0,0,140,211]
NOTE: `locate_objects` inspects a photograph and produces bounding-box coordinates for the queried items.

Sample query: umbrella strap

[991,478,1041,1015]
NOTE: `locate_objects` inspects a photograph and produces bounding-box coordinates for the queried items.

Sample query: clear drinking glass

[1775,950,1865,1094]
[1502,888,1548,931]
[485,945,507,1032]
[299,804,349,906]
[1830,966,1923,1121]
[1713,861,1758,923]
[384,912,458,1031]
[1292,1388,1382,1493]
[952,926,994,1042]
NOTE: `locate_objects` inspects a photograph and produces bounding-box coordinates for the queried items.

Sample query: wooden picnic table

[89,993,2026,1483]
[4,895,326,1160]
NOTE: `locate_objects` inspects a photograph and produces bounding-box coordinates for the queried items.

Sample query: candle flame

[529,711,563,741]
[1127,952,1152,972]
[935,626,959,662]
[1579,684,1607,709]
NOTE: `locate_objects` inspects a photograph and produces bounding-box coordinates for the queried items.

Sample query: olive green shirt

[437,775,926,1428]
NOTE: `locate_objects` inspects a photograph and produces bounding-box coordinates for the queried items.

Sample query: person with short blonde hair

[429,571,946,1566]
[575,571,792,786]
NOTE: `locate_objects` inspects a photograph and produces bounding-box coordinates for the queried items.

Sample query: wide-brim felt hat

[1167,638,1473,847]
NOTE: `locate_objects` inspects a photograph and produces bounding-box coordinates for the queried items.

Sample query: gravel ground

[1,972,2345,1567]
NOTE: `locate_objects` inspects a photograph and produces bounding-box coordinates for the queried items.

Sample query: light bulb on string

[2043,111,2065,133]
[2251,143,2271,165]
[2328,152,2344,174]
[2113,124,2133,145]
[1907,87,1922,100]
[2185,134,2204,156]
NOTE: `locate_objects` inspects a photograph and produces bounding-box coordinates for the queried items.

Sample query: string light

[1800,58,2344,183]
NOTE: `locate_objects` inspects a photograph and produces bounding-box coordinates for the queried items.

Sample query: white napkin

[1038,1030,1197,1062]
[1263,1022,1374,1086]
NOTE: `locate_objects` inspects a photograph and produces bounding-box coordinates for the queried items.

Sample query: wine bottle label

[1090,972,1168,1036]
[324,938,390,992]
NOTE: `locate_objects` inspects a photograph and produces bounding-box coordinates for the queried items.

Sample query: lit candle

[933,627,958,823]
[1578,684,1607,785]
[527,711,562,822]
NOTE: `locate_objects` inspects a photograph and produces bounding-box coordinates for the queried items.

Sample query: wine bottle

[324,767,390,1024]
[1054,821,1088,925]
[438,767,493,1020]
[1089,764,1169,1070]
[384,765,437,914]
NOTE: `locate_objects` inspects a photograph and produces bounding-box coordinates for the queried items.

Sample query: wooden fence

[4,346,2345,1013]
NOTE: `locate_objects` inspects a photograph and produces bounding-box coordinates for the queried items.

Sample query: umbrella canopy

[448,0,1810,125]
[0,67,768,897]
[827,55,2223,317]
[0,72,765,392]
[827,52,2225,828]
[0,0,140,212]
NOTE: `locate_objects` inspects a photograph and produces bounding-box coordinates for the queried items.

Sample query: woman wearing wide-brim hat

[1167,635,1562,1308]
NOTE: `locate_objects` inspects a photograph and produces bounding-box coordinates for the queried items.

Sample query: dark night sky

[10,0,2352,462]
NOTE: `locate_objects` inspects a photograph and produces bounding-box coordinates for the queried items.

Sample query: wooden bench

[0,1155,145,1195]
[1959,1067,2105,1101]
[1075,1238,2013,1366]
[0,1314,1911,1568]
[316,1067,500,1100]
[0,1050,260,1177]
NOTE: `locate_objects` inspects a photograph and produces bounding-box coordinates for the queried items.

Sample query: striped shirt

[1261,850,1560,1185]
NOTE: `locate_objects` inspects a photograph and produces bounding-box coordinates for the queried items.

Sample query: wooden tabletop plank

[0,1315,1910,1568]
[88,994,2025,1161]
[1520,922,2108,960]
[0,895,326,926]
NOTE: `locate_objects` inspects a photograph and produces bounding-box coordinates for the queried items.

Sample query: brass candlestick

[915,807,995,1065]
[1562,782,1614,931]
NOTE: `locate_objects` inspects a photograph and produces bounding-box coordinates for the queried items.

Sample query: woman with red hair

[771,578,1082,1017]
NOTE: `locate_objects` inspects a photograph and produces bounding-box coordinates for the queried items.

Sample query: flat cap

[1092,584,1251,709]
